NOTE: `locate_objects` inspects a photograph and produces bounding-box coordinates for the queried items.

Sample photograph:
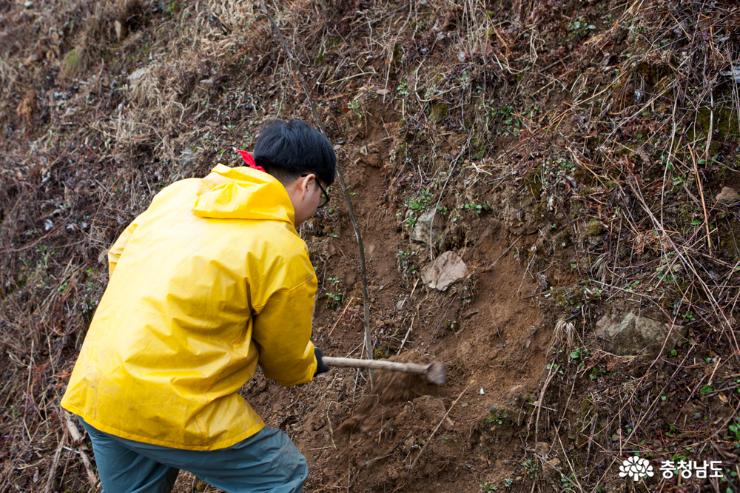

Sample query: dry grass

[0,0,737,491]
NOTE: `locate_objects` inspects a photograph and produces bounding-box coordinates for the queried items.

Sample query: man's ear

[301,173,316,192]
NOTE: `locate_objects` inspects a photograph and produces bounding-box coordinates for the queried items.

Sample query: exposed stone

[410,209,443,245]
[421,251,468,291]
[128,67,149,83]
[595,311,686,357]
[179,147,196,168]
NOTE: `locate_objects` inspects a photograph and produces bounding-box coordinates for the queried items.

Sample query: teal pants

[80,420,307,493]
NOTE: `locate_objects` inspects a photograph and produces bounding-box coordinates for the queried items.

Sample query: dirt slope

[1,1,738,492]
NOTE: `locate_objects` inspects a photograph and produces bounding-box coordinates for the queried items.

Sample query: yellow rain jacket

[61,165,318,451]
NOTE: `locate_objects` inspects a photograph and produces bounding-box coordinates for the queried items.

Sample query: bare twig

[63,413,98,490]
[688,145,712,252]
[43,426,67,493]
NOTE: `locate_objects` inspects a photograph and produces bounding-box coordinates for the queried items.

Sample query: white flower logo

[619,456,654,481]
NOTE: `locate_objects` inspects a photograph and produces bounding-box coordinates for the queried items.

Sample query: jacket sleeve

[252,278,318,386]
[107,221,138,276]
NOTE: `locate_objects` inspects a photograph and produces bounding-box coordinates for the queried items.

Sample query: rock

[716,186,739,205]
[128,67,149,83]
[410,209,443,245]
[534,441,550,457]
[543,457,562,479]
[421,251,468,291]
[595,311,686,357]
[179,147,196,167]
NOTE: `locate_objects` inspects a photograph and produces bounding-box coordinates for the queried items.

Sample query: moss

[584,219,605,237]
[717,219,739,260]
[61,47,83,77]
[695,104,739,156]
[429,102,449,123]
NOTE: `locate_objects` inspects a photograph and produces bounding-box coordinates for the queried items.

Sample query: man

[61,119,334,492]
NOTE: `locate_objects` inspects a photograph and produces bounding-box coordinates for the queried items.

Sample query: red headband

[234,148,266,172]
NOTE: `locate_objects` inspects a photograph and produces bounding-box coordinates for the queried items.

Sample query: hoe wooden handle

[321,356,446,385]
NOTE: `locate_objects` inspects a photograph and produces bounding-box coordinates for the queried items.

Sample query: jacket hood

[193,165,295,224]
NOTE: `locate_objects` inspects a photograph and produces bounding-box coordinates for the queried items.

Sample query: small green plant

[348,98,363,118]
[166,0,179,15]
[462,202,491,215]
[568,17,596,36]
[396,80,409,97]
[396,249,417,277]
[666,424,680,438]
[584,287,603,300]
[484,407,511,428]
[403,189,434,229]
[503,478,514,489]
[406,189,433,212]
[569,347,588,361]
[560,474,577,493]
[492,105,522,135]
[546,362,564,376]
[624,280,641,292]
[588,366,607,381]
[729,417,740,441]
[555,157,576,171]
[61,47,83,76]
[480,482,496,493]
[323,276,344,309]
[671,452,688,462]
[522,457,540,479]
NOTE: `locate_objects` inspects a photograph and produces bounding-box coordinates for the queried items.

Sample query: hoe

[322,356,446,385]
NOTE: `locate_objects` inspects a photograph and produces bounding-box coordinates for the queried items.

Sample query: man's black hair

[253,120,336,186]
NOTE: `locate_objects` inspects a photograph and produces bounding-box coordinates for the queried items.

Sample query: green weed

[568,17,596,37]
[480,482,497,493]
[406,189,433,212]
[348,98,363,118]
[522,457,540,479]
[462,202,491,215]
[323,276,344,309]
